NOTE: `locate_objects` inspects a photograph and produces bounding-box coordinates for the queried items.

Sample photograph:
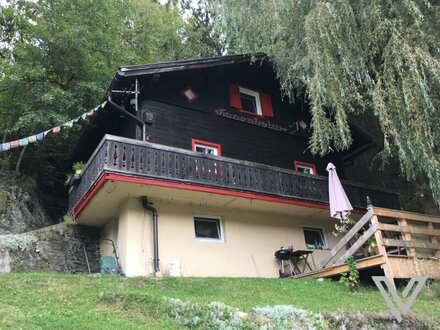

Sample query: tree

[178,0,226,57]
[215,0,440,207]
[0,0,185,217]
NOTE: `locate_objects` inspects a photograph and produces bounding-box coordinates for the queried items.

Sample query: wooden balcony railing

[68,135,400,212]
[318,207,440,278]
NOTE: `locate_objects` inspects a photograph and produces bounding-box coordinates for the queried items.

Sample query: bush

[339,256,359,291]
[251,305,325,330]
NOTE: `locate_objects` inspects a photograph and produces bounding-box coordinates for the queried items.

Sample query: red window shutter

[260,92,274,117]
[228,83,241,109]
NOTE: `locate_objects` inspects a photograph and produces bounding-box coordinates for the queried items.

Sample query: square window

[194,217,223,242]
[239,87,262,115]
[192,139,221,156]
[303,227,327,249]
[181,87,199,103]
[294,161,317,175]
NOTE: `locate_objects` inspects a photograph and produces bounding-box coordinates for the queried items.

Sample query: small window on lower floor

[194,216,223,242]
[303,227,327,249]
[192,139,222,156]
[294,161,317,175]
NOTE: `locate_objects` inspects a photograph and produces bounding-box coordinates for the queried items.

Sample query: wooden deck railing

[68,135,400,212]
[318,206,440,278]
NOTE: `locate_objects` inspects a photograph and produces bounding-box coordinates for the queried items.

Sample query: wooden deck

[294,254,386,279]
[294,207,440,279]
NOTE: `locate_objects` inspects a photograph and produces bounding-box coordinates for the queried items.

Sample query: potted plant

[72,161,85,174]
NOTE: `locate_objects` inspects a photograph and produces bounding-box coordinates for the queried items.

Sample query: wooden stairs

[294,206,440,279]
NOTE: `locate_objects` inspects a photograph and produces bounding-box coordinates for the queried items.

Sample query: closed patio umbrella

[326,163,353,219]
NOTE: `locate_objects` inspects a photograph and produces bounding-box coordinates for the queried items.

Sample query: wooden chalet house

[69,53,440,279]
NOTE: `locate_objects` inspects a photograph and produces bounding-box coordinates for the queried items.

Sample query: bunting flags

[28,135,37,143]
[1,143,10,151]
[19,138,29,147]
[0,101,107,153]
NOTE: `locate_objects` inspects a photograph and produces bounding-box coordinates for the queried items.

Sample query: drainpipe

[141,197,160,274]
[107,94,146,141]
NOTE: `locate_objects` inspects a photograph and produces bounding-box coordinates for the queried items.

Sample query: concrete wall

[104,197,340,278]
[100,218,118,257]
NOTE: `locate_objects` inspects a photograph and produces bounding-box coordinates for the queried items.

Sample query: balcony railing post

[427,222,440,258]
[371,208,394,279]
[398,218,415,257]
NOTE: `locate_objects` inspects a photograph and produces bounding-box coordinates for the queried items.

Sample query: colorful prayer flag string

[0,101,107,153]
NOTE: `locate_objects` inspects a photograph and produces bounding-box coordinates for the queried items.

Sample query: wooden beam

[297,255,386,279]
[387,256,440,278]
[319,209,373,268]
[428,222,440,258]
[382,238,440,250]
[378,223,440,237]
[334,224,378,266]
[373,207,440,224]
[399,218,415,256]
[371,211,393,278]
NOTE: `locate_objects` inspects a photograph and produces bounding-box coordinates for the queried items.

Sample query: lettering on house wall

[214,108,297,135]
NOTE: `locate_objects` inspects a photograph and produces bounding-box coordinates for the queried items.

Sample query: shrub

[339,256,359,291]
[251,305,326,330]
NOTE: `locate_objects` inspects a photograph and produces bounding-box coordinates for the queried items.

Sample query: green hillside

[0,273,438,329]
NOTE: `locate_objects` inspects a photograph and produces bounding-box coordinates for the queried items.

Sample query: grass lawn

[0,272,438,329]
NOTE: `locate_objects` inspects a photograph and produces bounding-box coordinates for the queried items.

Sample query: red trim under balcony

[72,172,365,218]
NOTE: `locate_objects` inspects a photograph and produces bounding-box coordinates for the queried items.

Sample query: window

[181,86,199,103]
[192,139,222,156]
[239,87,262,115]
[294,161,317,175]
[228,83,273,117]
[303,227,327,249]
[194,216,223,242]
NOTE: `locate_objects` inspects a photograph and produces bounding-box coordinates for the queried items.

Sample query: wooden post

[399,218,416,257]
[427,222,440,258]
[370,206,394,279]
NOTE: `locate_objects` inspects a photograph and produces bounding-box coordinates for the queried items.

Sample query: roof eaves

[117,52,267,78]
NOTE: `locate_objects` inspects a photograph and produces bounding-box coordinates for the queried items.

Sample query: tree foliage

[216,0,440,206]
[0,0,185,216]
[178,0,226,57]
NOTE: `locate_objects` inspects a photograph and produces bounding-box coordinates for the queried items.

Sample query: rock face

[0,224,100,273]
[0,174,51,234]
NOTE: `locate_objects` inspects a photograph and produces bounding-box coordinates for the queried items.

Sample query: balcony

[68,135,400,214]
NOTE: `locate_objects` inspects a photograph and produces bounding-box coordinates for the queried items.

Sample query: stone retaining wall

[0,224,100,273]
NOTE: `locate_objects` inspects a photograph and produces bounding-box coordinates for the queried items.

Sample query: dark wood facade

[99,56,367,177]
[71,54,399,212]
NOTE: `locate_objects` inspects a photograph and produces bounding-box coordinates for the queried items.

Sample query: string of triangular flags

[0,101,107,152]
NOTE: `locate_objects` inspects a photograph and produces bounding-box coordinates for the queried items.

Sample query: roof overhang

[107,52,267,93]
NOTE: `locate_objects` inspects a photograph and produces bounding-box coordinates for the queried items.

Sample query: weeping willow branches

[216,0,440,205]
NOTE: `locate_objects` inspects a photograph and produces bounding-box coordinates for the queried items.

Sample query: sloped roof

[116,52,266,78]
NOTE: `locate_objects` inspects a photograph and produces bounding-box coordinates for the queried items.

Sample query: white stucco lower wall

[102,197,341,278]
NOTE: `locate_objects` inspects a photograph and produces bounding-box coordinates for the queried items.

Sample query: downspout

[141,197,160,274]
[107,93,146,141]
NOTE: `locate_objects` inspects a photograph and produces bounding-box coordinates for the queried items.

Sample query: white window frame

[297,165,315,175]
[194,215,224,243]
[194,143,219,156]
[303,226,328,249]
[239,86,262,115]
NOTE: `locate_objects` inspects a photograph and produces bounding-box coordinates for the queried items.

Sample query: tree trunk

[15,144,27,173]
